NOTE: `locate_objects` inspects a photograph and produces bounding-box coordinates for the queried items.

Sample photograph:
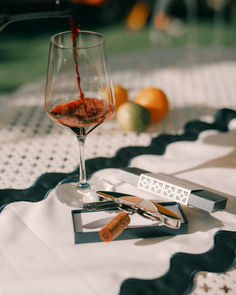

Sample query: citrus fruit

[116,101,151,132]
[102,84,128,111]
[113,84,129,110]
[134,87,169,122]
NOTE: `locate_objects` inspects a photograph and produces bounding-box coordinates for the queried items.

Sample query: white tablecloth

[0,48,235,295]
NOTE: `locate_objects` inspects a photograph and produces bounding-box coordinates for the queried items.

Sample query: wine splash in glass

[45,29,115,208]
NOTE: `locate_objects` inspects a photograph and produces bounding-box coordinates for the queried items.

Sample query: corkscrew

[83,191,181,242]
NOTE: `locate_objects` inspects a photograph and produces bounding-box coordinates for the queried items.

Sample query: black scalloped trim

[0,108,235,212]
[119,230,236,295]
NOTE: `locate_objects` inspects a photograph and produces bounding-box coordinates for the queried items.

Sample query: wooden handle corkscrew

[99,212,131,242]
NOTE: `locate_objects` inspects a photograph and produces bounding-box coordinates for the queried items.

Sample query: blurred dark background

[0,0,235,92]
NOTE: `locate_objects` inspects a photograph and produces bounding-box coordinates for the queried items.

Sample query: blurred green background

[0,0,235,93]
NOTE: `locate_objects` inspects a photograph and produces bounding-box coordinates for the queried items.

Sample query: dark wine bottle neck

[0,0,72,31]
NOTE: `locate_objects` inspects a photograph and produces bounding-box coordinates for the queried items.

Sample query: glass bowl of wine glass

[45,30,115,208]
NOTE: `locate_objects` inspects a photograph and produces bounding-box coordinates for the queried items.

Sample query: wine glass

[45,30,115,208]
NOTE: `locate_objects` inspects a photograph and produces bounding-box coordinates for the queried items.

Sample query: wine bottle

[0,0,109,31]
[0,0,75,31]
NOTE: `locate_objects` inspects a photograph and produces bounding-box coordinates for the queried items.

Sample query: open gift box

[72,202,188,244]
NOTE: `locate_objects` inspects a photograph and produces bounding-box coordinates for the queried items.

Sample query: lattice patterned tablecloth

[192,269,236,295]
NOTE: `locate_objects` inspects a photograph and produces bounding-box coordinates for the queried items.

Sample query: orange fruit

[102,84,128,111]
[113,84,129,110]
[134,87,169,122]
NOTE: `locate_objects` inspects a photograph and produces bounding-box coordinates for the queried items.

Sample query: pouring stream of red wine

[69,16,89,126]
[69,16,85,101]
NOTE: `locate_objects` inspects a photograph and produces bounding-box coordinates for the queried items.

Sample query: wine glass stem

[77,135,89,190]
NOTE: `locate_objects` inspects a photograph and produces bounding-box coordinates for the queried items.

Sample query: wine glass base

[54,175,114,208]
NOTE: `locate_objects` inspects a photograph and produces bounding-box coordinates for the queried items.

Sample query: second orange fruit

[113,84,129,110]
[134,87,169,122]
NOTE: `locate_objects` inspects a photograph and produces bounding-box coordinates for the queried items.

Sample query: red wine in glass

[49,97,113,136]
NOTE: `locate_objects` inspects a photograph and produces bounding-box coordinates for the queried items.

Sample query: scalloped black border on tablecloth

[0,108,236,295]
[119,230,236,295]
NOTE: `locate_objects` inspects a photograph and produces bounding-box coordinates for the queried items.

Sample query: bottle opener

[83,191,181,242]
